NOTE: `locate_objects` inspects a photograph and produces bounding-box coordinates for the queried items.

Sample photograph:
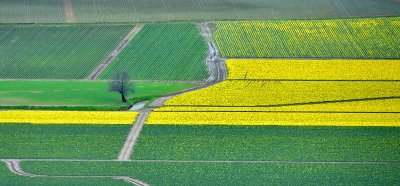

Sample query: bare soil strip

[118,111,150,160]
[88,24,145,80]
[2,160,149,185]
[64,0,75,22]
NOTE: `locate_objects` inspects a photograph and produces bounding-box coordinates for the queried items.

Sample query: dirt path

[121,22,227,161]
[118,111,150,160]
[88,24,145,80]
[198,22,227,83]
[64,0,75,22]
[2,160,149,185]
[146,22,227,109]
[4,159,45,177]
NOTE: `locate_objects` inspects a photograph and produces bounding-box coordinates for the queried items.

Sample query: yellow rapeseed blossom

[0,110,138,124]
[156,97,400,113]
[165,81,400,107]
[149,57,400,126]
[147,112,400,127]
[213,17,400,58]
[226,59,400,80]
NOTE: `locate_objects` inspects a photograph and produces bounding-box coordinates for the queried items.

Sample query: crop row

[2,0,400,23]
[0,25,133,79]
[0,111,137,124]
[147,111,400,126]
[0,124,131,159]
[164,81,400,107]
[133,125,400,161]
[226,59,400,80]
[99,23,208,81]
[213,17,400,58]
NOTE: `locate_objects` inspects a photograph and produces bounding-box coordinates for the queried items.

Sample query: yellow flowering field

[157,98,400,113]
[214,17,400,58]
[147,112,400,127]
[227,59,400,80]
[0,110,138,124]
[164,81,400,107]
[150,57,400,126]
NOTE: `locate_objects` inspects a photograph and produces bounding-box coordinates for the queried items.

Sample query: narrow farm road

[64,0,75,22]
[88,24,145,80]
[2,160,149,186]
[147,22,227,109]
[118,111,150,160]
[4,159,46,177]
[122,22,227,161]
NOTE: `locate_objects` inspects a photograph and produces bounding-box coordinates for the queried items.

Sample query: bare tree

[108,72,134,103]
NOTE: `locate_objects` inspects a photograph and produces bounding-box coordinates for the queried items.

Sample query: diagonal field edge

[88,24,144,80]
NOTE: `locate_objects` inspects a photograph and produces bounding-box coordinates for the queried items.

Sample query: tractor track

[88,24,144,80]
[120,22,227,162]
[64,0,75,22]
[1,22,226,186]
[2,160,149,186]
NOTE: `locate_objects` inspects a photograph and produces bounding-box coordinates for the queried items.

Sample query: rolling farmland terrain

[0,24,133,79]
[1,0,400,23]
[214,17,400,58]
[99,23,208,81]
[0,0,399,185]
[0,162,130,186]
[14,161,400,185]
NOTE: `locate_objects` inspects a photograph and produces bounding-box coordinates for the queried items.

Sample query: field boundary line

[227,79,400,82]
[226,57,400,60]
[165,96,400,108]
[153,111,400,114]
[64,0,75,22]
[118,111,150,160]
[88,24,145,80]
[2,159,399,165]
[1,160,149,186]
[128,160,400,165]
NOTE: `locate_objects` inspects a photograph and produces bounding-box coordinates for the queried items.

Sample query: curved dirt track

[2,160,149,186]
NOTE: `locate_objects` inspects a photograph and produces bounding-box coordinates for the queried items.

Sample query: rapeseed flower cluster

[0,110,138,124]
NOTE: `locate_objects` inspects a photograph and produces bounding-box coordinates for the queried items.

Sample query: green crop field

[100,24,208,81]
[214,17,400,58]
[0,124,131,159]
[0,24,132,79]
[0,0,65,23]
[1,0,400,23]
[20,161,400,185]
[0,80,195,110]
[132,125,400,162]
[0,162,129,186]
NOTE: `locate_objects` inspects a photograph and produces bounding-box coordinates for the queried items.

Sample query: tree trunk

[121,93,127,103]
